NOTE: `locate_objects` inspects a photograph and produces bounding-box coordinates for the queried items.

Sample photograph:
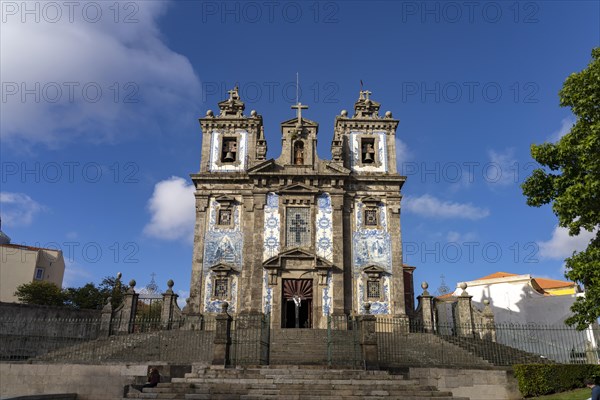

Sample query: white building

[439,272,599,364]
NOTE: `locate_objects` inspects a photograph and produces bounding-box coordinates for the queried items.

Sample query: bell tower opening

[293,141,304,165]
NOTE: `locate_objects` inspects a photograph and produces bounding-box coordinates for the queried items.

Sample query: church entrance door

[281,279,313,328]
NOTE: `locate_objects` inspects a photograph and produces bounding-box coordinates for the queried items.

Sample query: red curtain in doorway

[282,279,313,299]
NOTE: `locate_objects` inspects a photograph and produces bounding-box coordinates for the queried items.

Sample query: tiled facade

[188,88,413,328]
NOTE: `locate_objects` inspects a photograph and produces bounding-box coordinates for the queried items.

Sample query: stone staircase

[124,366,471,399]
[438,335,553,366]
[269,329,359,366]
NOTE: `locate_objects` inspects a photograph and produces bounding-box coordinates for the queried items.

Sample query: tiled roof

[476,272,518,280]
[533,277,575,289]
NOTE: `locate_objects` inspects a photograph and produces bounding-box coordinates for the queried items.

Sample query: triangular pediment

[281,117,318,127]
[209,262,237,273]
[263,248,333,268]
[324,162,350,174]
[247,159,276,173]
[362,196,382,205]
[362,265,386,274]
[278,183,320,194]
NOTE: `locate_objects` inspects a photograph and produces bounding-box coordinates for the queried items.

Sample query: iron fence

[376,318,600,367]
[230,313,270,366]
[327,314,361,368]
[0,317,215,364]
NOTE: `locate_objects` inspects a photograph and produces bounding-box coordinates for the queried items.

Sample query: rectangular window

[217,209,232,226]
[34,267,44,281]
[286,207,310,247]
[214,278,228,299]
[364,208,378,226]
[221,138,238,163]
[367,280,380,299]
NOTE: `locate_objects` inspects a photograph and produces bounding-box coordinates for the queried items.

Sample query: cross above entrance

[290,213,307,243]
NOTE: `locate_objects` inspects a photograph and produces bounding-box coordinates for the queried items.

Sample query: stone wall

[0,302,101,320]
[0,303,101,360]
[409,367,522,400]
[0,363,190,400]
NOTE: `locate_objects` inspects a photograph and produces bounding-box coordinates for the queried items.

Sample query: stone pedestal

[416,282,434,332]
[455,283,474,337]
[357,312,379,370]
[212,304,232,367]
[161,280,178,330]
[117,280,138,334]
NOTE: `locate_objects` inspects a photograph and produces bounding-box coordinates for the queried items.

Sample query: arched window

[293,141,304,165]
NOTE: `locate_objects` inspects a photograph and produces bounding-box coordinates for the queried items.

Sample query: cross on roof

[227,86,239,101]
[291,102,308,123]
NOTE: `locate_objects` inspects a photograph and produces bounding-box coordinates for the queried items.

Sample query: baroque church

[187,87,415,329]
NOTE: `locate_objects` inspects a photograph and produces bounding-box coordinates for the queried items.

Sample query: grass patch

[530,388,590,399]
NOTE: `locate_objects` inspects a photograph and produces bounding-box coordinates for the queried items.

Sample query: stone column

[481,299,496,342]
[388,197,407,318]
[99,297,113,337]
[181,298,202,330]
[161,279,178,330]
[248,194,264,313]
[212,303,232,367]
[358,304,379,370]
[190,195,209,314]
[330,193,346,318]
[117,280,138,334]
[455,283,474,337]
[416,282,434,333]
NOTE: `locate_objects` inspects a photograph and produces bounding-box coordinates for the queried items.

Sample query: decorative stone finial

[459,282,469,296]
[421,281,429,290]
[129,279,136,288]
[385,111,392,118]
[206,109,214,117]
[341,109,348,117]
[117,272,122,279]
[102,297,112,312]
[364,303,371,314]
[483,299,490,306]
[250,110,257,117]
[167,279,174,289]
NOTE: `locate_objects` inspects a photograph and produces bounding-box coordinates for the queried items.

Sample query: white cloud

[143,176,195,241]
[487,148,518,186]
[446,231,477,243]
[537,225,597,259]
[0,192,44,227]
[403,194,490,220]
[548,116,576,142]
[1,1,200,147]
[395,138,411,166]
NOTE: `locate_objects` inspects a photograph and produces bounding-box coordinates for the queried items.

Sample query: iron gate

[327,314,362,368]
[230,313,270,366]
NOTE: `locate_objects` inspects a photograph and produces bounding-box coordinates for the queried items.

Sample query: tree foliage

[522,48,600,329]
[14,281,66,306]
[15,275,128,310]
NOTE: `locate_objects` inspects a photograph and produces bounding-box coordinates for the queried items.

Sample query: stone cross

[291,102,308,122]
[290,213,307,243]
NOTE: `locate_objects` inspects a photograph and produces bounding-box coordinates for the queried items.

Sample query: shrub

[514,364,600,397]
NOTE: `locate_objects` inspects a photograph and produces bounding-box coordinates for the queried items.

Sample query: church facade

[188,88,414,329]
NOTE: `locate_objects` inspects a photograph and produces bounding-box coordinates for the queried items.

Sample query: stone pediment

[263,248,333,286]
[277,183,320,195]
[361,196,382,205]
[209,262,238,276]
[280,117,318,127]
[362,265,386,278]
[324,162,350,174]
[214,195,237,206]
[247,159,276,173]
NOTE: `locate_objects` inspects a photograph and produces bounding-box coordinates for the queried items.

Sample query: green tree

[522,48,600,329]
[64,283,104,309]
[98,275,128,309]
[14,281,66,306]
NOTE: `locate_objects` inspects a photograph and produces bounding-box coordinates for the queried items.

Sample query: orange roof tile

[533,277,575,289]
[476,272,518,280]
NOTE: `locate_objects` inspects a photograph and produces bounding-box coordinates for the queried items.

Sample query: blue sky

[1,0,599,302]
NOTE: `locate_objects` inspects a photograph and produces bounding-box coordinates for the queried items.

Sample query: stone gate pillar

[455,283,474,337]
[161,279,178,330]
[358,304,379,370]
[416,282,434,332]
[99,297,113,337]
[117,280,138,334]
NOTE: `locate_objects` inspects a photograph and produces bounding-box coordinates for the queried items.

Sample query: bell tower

[333,90,399,173]
[277,101,319,169]
[198,86,266,173]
